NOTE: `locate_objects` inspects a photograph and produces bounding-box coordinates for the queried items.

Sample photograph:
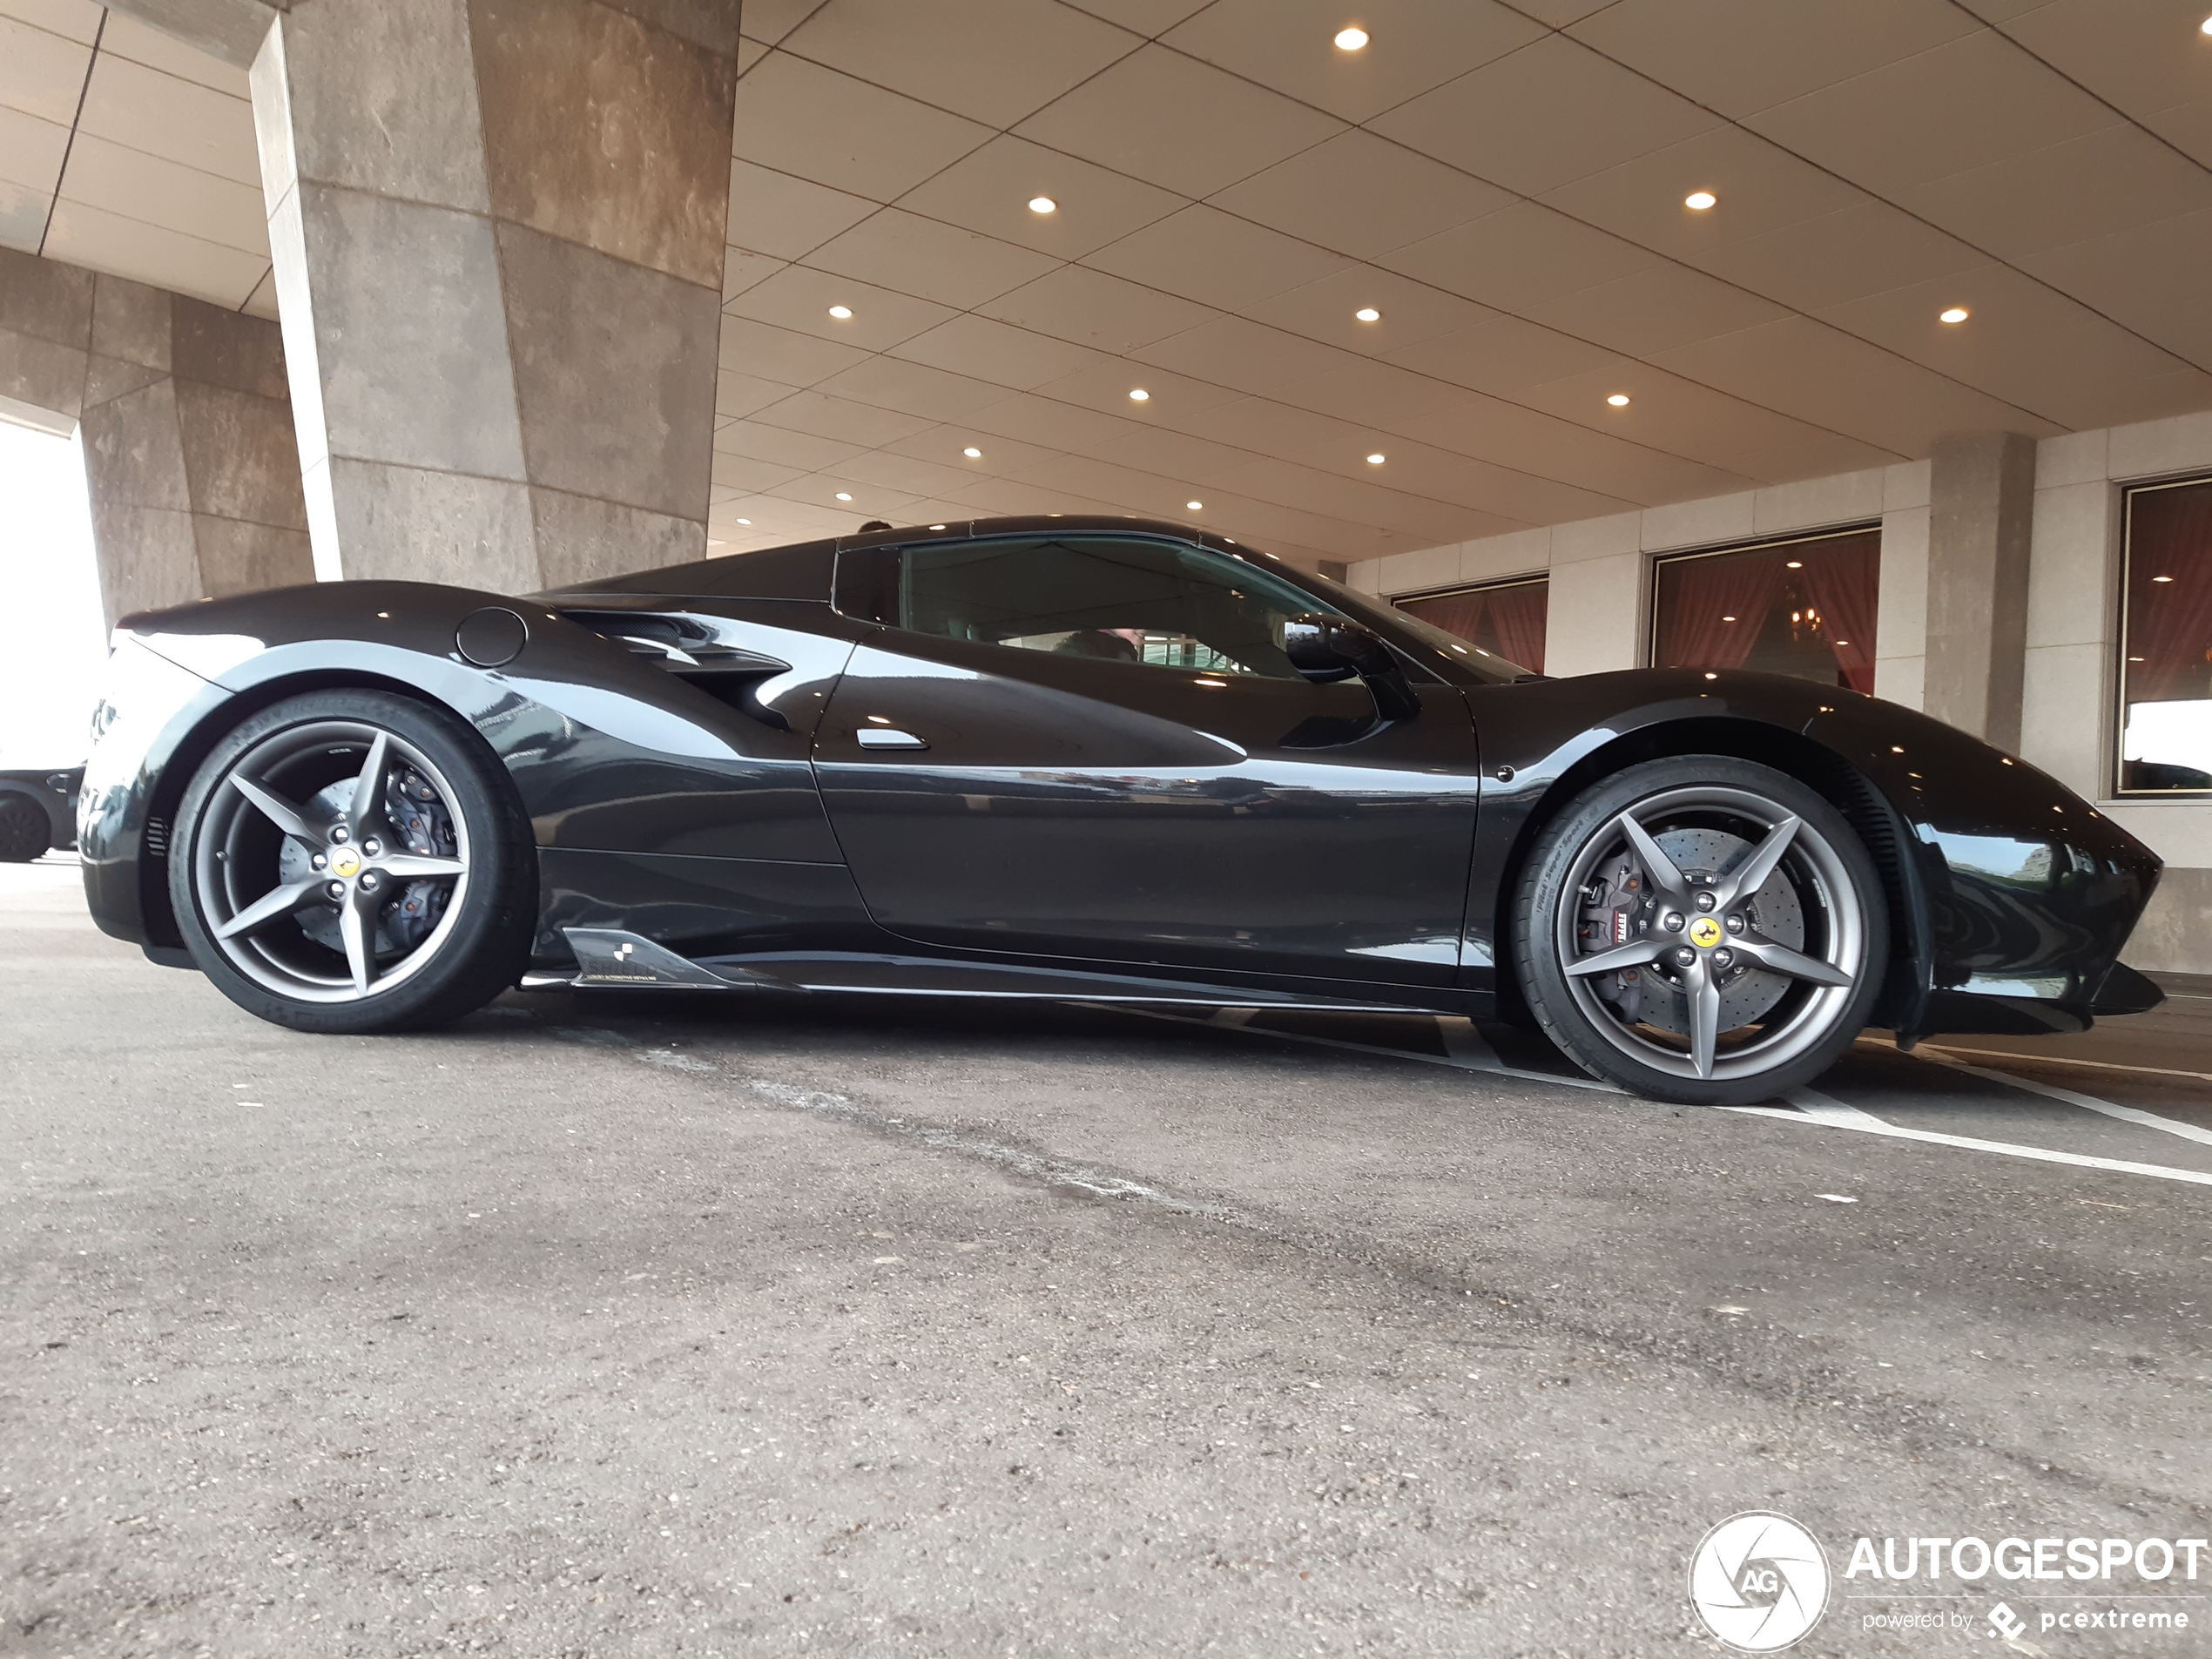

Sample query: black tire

[1514,755,1887,1106]
[0,793,50,862]
[169,690,536,1034]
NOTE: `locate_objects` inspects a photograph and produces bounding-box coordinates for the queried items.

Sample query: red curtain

[1656,550,1787,672]
[1797,531,1881,694]
[2126,482,2212,704]
[1486,582,1548,671]
[1400,582,1548,673]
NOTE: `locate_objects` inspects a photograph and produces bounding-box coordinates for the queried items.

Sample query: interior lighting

[963,446,982,458]
[1939,306,1969,324]
[1354,307,1381,322]
[930,523,947,529]
[1366,452,1386,465]
[1187,500,1204,509]
[828,304,853,319]
[1334,25,1368,50]
[736,517,752,524]
[835,491,853,501]
[2202,14,2211,33]
[1129,388,1150,401]
[2154,574,2175,582]
[1721,615,1737,623]
[1606,393,1630,407]
[1684,191,1717,211]
[1703,672,1718,680]
[1028,196,1057,214]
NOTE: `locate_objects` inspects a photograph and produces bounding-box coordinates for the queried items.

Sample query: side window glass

[899,536,1338,681]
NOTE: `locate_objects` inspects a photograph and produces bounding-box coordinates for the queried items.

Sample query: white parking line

[1911,1050,2212,1149]
[1747,1089,2212,1188]
[1890,1040,2212,1087]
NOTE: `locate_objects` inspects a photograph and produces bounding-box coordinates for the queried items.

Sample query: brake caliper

[1575,858,1646,1022]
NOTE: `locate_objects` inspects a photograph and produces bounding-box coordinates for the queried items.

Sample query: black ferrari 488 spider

[78,516,2163,1105]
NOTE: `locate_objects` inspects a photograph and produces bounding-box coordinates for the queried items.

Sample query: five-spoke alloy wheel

[171,691,536,1033]
[1514,755,1886,1105]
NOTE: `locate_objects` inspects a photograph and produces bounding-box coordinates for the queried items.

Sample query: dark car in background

[0,766,81,862]
[73,516,2165,1106]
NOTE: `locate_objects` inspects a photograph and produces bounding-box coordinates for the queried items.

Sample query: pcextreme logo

[1689,1512,1831,1652]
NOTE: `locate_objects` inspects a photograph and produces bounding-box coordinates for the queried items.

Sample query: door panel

[815,631,1483,985]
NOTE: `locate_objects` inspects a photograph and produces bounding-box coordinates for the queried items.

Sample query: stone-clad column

[1924,431,2038,752]
[0,244,311,626]
[248,0,738,593]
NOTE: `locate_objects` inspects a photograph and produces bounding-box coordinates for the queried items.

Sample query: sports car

[78,516,2164,1105]
[1,765,82,862]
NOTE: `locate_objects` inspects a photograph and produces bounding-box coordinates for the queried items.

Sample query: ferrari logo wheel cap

[330,847,362,879]
[1688,915,1723,949]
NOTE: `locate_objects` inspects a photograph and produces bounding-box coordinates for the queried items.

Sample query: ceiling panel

[881,420,1068,478]
[738,0,831,48]
[41,199,266,307]
[710,452,807,494]
[719,246,786,302]
[1027,354,1247,422]
[1385,395,1754,504]
[1991,0,2212,165]
[827,445,997,498]
[58,131,266,254]
[804,207,1062,309]
[726,158,878,260]
[713,418,867,471]
[977,262,1216,354]
[1651,314,2061,452]
[1058,0,1211,33]
[1537,124,1870,266]
[97,11,248,94]
[1128,315,1351,401]
[2020,207,2212,370]
[958,390,1151,455]
[888,314,1104,390]
[76,52,258,187]
[1380,200,1662,314]
[1894,123,2212,262]
[1010,44,1345,199]
[891,134,1186,261]
[1743,29,2114,199]
[1245,264,1495,357]
[1386,313,1621,401]
[1266,354,1473,429]
[716,315,874,388]
[1162,0,1546,125]
[1688,199,1985,313]
[729,51,991,203]
[0,12,92,125]
[777,0,1138,129]
[0,104,70,200]
[1567,0,1981,119]
[812,354,1013,421]
[1082,205,1352,314]
[722,263,955,351]
[1524,260,1791,358]
[1207,129,1515,262]
[716,369,800,419]
[750,388,938,448]
[1371,35,1718,199]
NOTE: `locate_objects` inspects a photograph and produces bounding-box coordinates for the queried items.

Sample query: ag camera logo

[1689,1512,1831,1651]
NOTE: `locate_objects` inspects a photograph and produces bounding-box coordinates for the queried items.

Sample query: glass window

[1651,529,1879,691]
[900,535,1341,681]
[2119,476,2212,794]
[1396,577,1547,674]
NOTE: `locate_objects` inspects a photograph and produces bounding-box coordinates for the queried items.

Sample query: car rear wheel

[0,792,50,862]
[1514,755,1885,1105]
[170,690,536,1034]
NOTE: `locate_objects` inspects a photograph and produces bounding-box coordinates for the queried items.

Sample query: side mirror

[1283,613,1420,723]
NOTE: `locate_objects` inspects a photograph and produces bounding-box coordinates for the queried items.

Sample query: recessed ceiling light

[835,491,853,502]
[1786,560,1804,570]
[2202,13,2211,33]
[1354,307,1381,322]
[1129,388,1150,401]
[1186,500,1204,510]
[1606,393,1631,407]
[962,446,982,458]
[1939,306,1970,324]
[707,539,725,547]
[930,524,947,530]
[2154,573,2175,583]
[1721,615,1737,622]
[1334,25,1368,50]
[827,305,853,319]
[1028,195,1057,214]
[1366,452,1386,465]
[1684,191,1717,211]
[736,517,751,525]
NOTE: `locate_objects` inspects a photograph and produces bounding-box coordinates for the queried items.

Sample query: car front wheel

[1514,755,1886,1105]
[169,690,536,1034]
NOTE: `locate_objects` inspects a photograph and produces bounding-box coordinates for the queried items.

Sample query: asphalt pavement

[3,854,2206,1657]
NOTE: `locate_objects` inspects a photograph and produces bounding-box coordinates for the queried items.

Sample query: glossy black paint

[78,515,2163,1040]
[0,766,81,854]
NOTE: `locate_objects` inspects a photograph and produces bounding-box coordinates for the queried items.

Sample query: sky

[0,418,107,770]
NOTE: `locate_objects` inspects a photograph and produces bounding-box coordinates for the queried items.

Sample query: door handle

[856,726,929,751]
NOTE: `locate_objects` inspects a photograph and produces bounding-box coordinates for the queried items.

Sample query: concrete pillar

[1924,431,2038,751]
[0,244,311,626]
[247,0,738,593]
